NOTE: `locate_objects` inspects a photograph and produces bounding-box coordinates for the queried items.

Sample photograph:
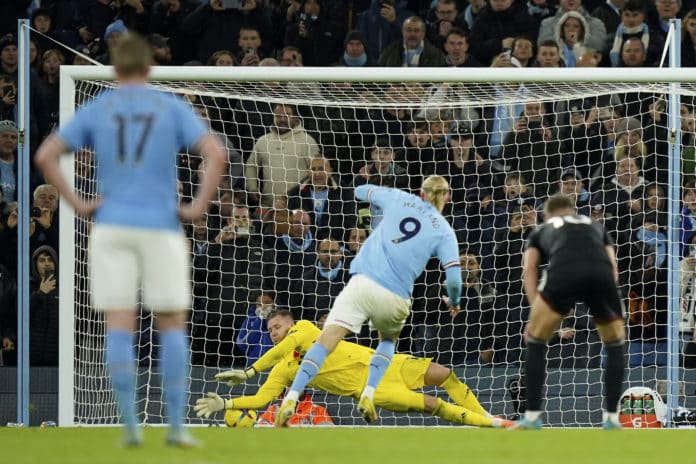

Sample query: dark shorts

[539,264,624,322]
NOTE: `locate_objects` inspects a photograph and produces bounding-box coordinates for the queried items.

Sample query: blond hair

[112,34,152,78]
[421,175,450,211]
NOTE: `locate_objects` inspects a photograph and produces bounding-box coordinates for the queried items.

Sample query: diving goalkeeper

[194,310,512,428]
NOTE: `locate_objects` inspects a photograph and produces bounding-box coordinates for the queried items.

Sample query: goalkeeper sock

[161,329,189,434]
[604,340,626,413]
[440,371,487,416]
[288,343,328,397]
[105,329,137,431]
[362,340,395,400]
[432,398,494,427]
[524,336,547,412]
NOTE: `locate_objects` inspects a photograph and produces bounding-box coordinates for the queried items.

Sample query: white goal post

[58,65,695,427]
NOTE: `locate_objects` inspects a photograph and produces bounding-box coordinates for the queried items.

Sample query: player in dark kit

[513,194,625,430]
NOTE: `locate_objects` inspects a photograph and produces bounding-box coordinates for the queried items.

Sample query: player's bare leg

[277,324,351,427]
[358,331,399,423]
[512,296,564,430]
[105,310,141,447]
[596,319,626,429]
[157,311,199,447]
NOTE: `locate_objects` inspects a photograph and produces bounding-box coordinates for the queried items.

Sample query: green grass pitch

[1,427,693,464]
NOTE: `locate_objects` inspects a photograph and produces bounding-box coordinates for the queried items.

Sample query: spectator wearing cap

[425,0,470,50]
[609,0,664,66]
[338,30,375,66]
[150,0,199,64]
[553,168,591,216]
[539,0,608,53]
[468,0,537,66]
[591,0,624,37]
[96,19,128,64]
[554,11,591,67]
[31,9,58,58]
[284,0,345,66]
[147,34,173,65]
[0,120,17,202]
[443,28,481,66]
[182,0,272,64]
[500,101,561,198]
[0,36,18,82]
[356,0,415,62]
[378,16,445,67]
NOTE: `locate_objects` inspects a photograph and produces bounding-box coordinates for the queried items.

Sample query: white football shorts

[89,224,191,311]
[325,274,411,336]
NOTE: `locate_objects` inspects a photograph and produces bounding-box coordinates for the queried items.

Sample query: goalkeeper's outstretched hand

[194,392,225,419]
[215,368,255,386]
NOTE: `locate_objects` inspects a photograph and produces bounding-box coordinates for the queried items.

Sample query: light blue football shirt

[58,85,207,232]
[351,185,460,299]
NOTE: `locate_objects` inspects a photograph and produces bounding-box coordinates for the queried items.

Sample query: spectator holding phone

[0,76,16,123]
[29,245,59,366]
[238,26,265,66]
[284,0,345,66]
[356,0,415,61]
[183,0,272,63]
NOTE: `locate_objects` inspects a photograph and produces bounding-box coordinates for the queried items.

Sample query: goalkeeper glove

[194,392,226,419]
[215,367,257,386]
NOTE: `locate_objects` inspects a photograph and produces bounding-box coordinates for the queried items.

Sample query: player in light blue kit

[276,175,462,426]
[35,35,225,447]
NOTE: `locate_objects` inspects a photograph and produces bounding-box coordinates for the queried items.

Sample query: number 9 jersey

[349,185,460,299]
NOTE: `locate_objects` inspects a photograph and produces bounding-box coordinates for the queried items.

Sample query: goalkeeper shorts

[325,274,410,335]
[89,224,191,311]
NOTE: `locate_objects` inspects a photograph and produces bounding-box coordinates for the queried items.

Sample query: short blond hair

[112,34,152,78]
[421,175,450,211]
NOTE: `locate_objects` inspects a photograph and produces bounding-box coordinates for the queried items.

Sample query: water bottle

[621,397,632,415]
[40,421,57,428]
[644,397,655,415]
[632,396,644,415]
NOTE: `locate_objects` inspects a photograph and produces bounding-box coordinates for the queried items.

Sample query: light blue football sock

[363,340,395,397]
[105,329,138,432]
[160,329,189,434]
[288,343,329,396]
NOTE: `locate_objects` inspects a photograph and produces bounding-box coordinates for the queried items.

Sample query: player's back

[531,215,612,270]
[350,187,459,298]
[60,85,205,232]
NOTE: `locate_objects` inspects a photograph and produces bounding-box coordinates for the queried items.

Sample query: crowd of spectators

[1,0,696,370]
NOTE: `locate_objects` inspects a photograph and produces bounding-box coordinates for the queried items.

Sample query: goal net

[59,67,692,427]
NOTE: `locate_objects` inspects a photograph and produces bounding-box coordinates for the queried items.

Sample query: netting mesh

[68,76,696,426]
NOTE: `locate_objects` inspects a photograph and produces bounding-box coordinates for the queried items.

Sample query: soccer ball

[224,409,257,428]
